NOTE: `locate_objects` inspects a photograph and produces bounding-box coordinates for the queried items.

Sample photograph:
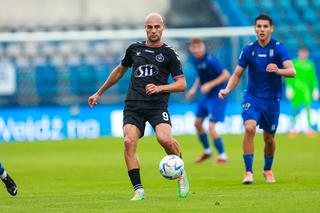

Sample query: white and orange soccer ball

[159,155,184,180]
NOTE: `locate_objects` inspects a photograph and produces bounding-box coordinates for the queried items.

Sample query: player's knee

[124,136,137,150]
[194,120,202,131]
[264,135,274,145]
[157,135,171,147]
[157,133,176,148]
[245,124,256,135]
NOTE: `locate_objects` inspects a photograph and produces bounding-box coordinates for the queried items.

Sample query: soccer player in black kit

[88,13,190,200]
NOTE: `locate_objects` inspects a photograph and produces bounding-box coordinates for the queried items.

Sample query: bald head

[144,13,164,25]
[144,13,164,45]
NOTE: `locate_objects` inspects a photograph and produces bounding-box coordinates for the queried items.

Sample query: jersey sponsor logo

[134,64,159,77]
[144,49,155,53]
[155,53,165,62]
[258,54,267,57]
[242,103,251,111]
[269,49,274,57]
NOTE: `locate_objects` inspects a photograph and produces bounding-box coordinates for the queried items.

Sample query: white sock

[219,153,228,160]
[204,148,212,154]
[0,170,7,179]
[136,188,144,193]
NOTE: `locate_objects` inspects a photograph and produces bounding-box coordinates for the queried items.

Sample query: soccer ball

[159,155,184,180]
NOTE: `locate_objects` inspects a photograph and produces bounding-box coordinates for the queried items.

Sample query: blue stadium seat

[35,63,58,104]
[292,23,309,36]
[69,63,97,95]
[313,0,320,9]
[301,36,317,50]
[239,0,258,14]
[312,24,320,34]
[293,0,310,11]
[259,0,274,13]
[302,9,318,24]
[285,38,299,53]
[284,10,300,22]
[275,0,293,11]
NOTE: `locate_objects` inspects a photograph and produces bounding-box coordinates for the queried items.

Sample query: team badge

[136,51,141,56]
[251,51,255,56]
[243,103,251,111]
[155,53,165,62]
[269,49,274,57]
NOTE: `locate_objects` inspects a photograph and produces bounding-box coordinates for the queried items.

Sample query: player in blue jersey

[219,14,296,184]
[0,162,17,196]
[186,38,230,164]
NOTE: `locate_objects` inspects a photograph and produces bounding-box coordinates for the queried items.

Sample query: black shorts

[123,101,172,137]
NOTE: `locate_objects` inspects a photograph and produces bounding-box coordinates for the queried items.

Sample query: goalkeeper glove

[286,87,294,100]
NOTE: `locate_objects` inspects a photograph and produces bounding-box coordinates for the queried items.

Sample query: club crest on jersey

[251,51,255,56]
[134,64,159,78]
[269,49,274,57]
[243,103,251,111]
[155,53,165,62]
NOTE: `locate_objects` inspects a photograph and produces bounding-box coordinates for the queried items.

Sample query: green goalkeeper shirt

[286,58,319,104]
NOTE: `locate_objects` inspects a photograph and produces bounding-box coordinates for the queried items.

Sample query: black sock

[128,168,143,191]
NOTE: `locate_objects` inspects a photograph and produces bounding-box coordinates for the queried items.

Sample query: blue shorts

[196,96,226,122]
[241,93,280,133]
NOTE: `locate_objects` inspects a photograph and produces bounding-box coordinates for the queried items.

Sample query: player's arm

[146,75,186,95]
[266,60,296,77]
[186,77,200,100]
[201,69,230,94]
[88,64,128,107]
[218,66,245,100]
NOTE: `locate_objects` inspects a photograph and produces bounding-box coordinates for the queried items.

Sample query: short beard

[148,36,160,43]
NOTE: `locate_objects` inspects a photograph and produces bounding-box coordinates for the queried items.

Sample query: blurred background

[0,0,319,141]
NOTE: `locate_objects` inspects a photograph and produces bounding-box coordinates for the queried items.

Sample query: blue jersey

[191,53,225,98]
[238,38,290,99]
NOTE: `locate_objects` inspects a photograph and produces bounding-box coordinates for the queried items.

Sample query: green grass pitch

[0,134,320,212]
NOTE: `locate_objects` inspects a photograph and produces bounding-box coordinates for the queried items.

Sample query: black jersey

[121,41,184,107]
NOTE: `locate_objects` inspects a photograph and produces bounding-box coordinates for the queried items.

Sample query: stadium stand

[215,0,320,87]
[0,0,319,107]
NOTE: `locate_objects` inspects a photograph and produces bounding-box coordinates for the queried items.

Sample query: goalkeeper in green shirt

[286,47,319,136]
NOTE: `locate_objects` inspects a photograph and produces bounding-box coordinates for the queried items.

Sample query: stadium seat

[312,24,320,34]
[292,23,309,36]
[293,0,310,11]
[302,9,318,24]
[1,1,319,107]
[239,0,258,14]
[35,62,58,104]
[301,36,317,50]
[259,0,274,13]
[275,0,293,11]
[312,0,320,9]
[284,10,300,22]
